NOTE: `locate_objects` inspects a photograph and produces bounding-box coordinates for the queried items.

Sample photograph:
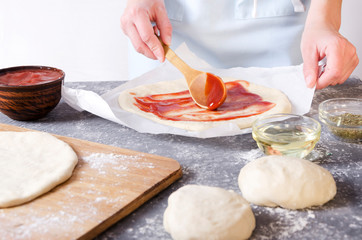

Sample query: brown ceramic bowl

[0,66,65,121]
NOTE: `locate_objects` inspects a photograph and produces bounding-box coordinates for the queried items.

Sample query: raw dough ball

[163,185,255,240]
[238,155,336,209]
[0,131,78,208]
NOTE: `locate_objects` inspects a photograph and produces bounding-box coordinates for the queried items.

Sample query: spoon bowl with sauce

[158,38,227,110]
[0,66,64,121]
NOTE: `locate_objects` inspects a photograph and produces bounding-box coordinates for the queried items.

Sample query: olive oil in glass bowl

[252,114,321,158]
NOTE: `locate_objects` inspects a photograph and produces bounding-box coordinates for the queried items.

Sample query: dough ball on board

[163,185,255,240]
[0,131,78,208]
[238,156,336,210]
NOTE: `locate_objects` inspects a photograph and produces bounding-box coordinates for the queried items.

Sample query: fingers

[301,21,359,90]
[121,0,171,62]
[134,12,165,61]
[334,53,358,85]
[124,22,158,60]
[302,47,320,88]
[316,39,359,89]
[315,45,342,89]
[155,6,172,45]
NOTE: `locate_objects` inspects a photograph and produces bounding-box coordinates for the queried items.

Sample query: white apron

[128,0,310,79]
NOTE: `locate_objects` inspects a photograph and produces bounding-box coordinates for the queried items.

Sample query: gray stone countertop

[1,78,361,240]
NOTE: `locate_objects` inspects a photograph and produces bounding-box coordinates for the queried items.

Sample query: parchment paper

[62,43,315,138]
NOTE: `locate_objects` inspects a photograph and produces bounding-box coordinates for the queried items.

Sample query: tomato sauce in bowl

[0,66,65,120]
[0,69,63,86]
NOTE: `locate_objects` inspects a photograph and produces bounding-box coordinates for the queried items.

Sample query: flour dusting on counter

[0,145,177,239]
[237,148,264,162]
[253,207,316,239]
[83,152,139,170]
[81,152,156,174]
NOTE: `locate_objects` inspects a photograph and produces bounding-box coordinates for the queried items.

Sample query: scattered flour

[95,197,108,203]
[82,152,155,174]
[0,151,158,239]
[254,207,316,239]
[239,148,264,162]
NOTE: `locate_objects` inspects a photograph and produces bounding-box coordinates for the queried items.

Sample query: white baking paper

[62,43,315,138]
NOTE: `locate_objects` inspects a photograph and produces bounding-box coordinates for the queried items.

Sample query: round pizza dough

[238,156,337,210]
[163,185,255,240]
[118,77,291,131]
[0,131,78,208]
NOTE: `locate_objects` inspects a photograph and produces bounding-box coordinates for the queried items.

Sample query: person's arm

[301,0,359,89]
[121,0,172,62]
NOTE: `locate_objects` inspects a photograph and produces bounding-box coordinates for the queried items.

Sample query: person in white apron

[122,0,358,89]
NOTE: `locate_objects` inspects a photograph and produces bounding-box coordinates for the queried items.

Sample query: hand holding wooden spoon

[158,38,227,110]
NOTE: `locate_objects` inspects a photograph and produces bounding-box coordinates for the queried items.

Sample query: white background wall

[0,0,129,82]
[0,1,361,81]
[340,1,362,79]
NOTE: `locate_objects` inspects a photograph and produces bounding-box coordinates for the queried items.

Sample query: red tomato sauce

[133,80,275,122]
[0,69,63,86]
[205,73,226,110]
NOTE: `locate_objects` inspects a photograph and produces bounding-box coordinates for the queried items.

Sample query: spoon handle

[158,37,200,82]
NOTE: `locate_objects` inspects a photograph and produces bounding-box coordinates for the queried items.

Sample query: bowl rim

[252,113,321,136]
[253,113,321,125]
[0,65,65,89]
[319,97,362,107]
[318,98,362,129]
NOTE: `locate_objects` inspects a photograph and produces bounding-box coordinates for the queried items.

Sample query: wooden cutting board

[0,124,182,240]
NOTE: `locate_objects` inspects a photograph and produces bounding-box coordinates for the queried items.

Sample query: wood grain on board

[0,123,182,239]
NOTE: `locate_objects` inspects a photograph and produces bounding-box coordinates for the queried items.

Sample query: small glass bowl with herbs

[319,98,362,142]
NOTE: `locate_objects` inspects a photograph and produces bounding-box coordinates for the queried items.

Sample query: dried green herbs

[328,113,362,140]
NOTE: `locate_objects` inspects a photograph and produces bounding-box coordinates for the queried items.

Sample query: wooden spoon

[158,38,227,110]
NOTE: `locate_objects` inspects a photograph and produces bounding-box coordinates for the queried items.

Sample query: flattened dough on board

[118,77,291,131]
[0,131,78,208]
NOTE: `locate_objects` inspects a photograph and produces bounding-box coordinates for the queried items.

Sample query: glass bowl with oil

[252,114,321,158]
[319,98,362,142]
